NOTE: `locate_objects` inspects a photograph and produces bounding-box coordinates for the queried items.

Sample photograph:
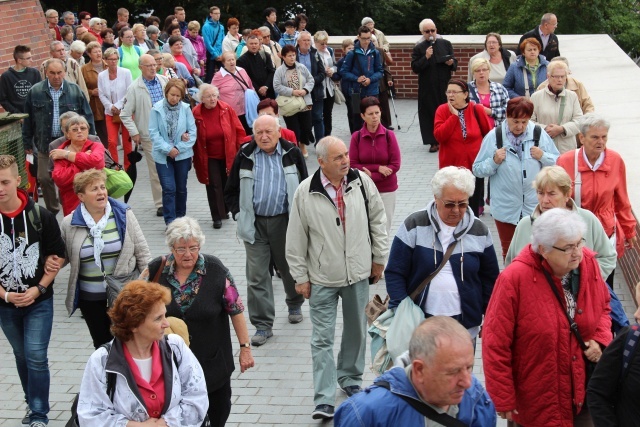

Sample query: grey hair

[59,111,79,131]
[62,11,74,20]
[50,40,64,52]
[431,166,475,198]
[541,13,556,25]
[361,17,374,26]
[316,136,345,161]
[550,56,570,68]
[409,316,473,364]
[103,47,119,59]
[70,40,86,54]
[258,26,270,35]
[196,83,219,102]
[89,17,102,27]
[578,113,610,136]
[546,60,568,76]
[419,19,435,32]
[45,9,58,18]
[252,114,281,134]
[65,115,89,131]
[531,208,586,253]
[43,58,65,72]
[146,25,160,35]
[165,216,206,248]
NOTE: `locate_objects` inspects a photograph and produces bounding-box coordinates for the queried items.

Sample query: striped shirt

[49,80,64,138]
[252,143,288,217]
[77,213,122,301]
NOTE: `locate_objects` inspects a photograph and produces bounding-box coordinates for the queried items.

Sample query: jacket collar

[309,168,360,194]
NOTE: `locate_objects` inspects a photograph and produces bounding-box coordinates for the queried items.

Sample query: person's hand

[484,107,492,116]
[530,146,543,160]
[425,46,433,59]
[378,165,393,177]
[239,347,255,373]
[362,77,371,87]
[493,148,506,165]
[295,281,311,299]
[292,89,306,97]
[370,262,384,284]
[45,255,62,274]
[111,106,120,115]
[362,167,372,177]
[90,88,99,96]
[11,287,40,308]
[626,235,638,249]
[168,147,179,159]
[326,67,334,77]
[181,132,189,142]
[193,68,201,77]
[544,123,564,138]
[448,101,458,116]
[357,75,366,84]
[132,134,141,145]
[498,410,518,421]
[445,58,454,66]
[388,80,393,87]
[258,86,268,96]
[584,339,602,363]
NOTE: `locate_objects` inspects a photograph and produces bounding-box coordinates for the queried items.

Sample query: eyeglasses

[140,63,156,68]
[422,29,436,34]
[550,74,566,79]
[439,199,469,210]
[552,238,585,254]
[262,35,270,39]
[359,37,371,41]
[173,246,200,255]
[445,90,465,95]
[69,126,89,132]
[82,17,91,21]
[474,68,490,73]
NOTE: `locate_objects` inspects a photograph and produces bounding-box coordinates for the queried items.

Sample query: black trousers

[469,177,485,217]
[379,90,392,128]
[238,114,252,136]
[323,90,335,136]
[207,379,232,427]
[283,110,313,145]
[205,158,228,222]
[78,299,113,349]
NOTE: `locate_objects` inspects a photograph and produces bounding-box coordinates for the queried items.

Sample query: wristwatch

[37,285,47,295]
[240,342,251,348]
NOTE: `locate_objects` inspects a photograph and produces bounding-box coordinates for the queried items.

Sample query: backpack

[495,122,542,149]
[118,45,142,67]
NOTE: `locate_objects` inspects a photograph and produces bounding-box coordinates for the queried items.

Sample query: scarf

[163,99,181,143]
[80,201,112,269]
[457,105,469,140]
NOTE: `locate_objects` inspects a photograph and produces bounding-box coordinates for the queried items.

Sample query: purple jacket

[186,34,206,64]
[349,124,401,193]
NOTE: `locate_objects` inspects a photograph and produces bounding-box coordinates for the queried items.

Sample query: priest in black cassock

[411,19,457,152]
[237,34,276,100]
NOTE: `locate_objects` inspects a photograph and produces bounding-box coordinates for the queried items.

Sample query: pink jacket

[557,148,637,257]
[212,67,253,116]
[186,34,206,63]
[349,124,401,193]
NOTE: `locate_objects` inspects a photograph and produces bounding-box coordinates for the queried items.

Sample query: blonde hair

[187,20,200,32]
[547,60,568,76]
[73,169,106,194]
[532,166,572,196]
[132,23,146,36]
[162,53,175,68]
[471,58,490,74]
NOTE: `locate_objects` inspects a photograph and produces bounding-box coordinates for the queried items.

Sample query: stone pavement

[0,99,635,427]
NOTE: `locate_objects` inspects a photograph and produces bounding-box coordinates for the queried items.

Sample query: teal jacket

[148,100,196,164]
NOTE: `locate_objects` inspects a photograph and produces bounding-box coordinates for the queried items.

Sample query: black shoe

[341,385,362,397]
[387,126,395,130]
[311,404,334,420]
[156,207,163,217]
[213,220,222,229]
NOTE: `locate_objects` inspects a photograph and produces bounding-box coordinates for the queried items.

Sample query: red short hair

[519,37,542,54]
[507,97,534,119]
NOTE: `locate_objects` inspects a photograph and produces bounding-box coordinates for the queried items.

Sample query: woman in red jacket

[349,96,401,237]
[483,208,612,427]
[50,116,106,215]
[434,79,491,217]
[557,113,637,289]
[192,83,246,229]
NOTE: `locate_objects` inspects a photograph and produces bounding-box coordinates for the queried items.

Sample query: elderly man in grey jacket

[286,136,388,420]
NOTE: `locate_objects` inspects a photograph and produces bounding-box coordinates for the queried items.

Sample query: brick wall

[0,0,52,112]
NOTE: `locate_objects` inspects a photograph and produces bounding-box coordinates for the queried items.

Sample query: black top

[0,67,42,113]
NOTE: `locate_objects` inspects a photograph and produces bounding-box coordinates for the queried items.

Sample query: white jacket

[531,87,583,154]
[120,74,168,140]
[97,67,132,117]
[286,168,388,287]
[78,334,208,427]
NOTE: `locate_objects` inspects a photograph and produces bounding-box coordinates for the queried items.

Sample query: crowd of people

[0,5,638,427]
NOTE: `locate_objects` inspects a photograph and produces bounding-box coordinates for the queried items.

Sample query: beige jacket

[120,74,168,140]
[531,87,583,154]
[60,205,151,315]
[537,75,594,114]
[285,169,388,287]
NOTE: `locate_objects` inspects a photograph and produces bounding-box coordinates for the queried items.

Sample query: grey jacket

[273,62,315,106]
[120,74,169,141]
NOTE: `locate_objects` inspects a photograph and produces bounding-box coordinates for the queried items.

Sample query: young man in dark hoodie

[0,45,42,113]
[0,155,65,427]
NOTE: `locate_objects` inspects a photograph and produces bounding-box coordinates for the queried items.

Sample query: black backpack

[495,122,542,149]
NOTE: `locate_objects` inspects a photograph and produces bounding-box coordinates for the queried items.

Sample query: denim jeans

[156,157,191,225]
[311,98,325,143]
[0,297,53,424]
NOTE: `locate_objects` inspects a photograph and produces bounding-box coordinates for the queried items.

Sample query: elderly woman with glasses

[385,166,499,344]
[473,97,559,259]
[141,217,255,426]
[467,33,516,84]
[483,208,612,426]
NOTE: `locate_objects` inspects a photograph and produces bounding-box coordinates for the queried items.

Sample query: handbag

[105,269,140,307]
[111,111,122,124]
[104,167,134,199]
[333,83,346,105]
[276,95,306,117]
[541,268,598,385]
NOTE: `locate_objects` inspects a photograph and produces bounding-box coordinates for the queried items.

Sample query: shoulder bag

[573,148,582,207]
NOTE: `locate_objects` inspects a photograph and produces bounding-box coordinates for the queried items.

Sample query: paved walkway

[0,99,635,426]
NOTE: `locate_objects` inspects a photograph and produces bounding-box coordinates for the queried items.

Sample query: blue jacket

[278,32,298,48]
[472,121,559,225]
[340,40,384,98]
[149,100,197,164]
[503,54,549,98]
[385,202,499,330]
[202,17,224,59]
[22,80,95,152]
[335,366,497,426]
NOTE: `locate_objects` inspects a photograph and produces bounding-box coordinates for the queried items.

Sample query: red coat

[52,139,106,215]
[192,100,246,183]
[557,148,637,257]
[482,245,612,426]
[433,101,491,170]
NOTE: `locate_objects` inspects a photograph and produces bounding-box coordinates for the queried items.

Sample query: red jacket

[52,139,105,215]
[557,148,637,257]
[192,100,246,182]
[482,245,612,426]
[433,101,491,170]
